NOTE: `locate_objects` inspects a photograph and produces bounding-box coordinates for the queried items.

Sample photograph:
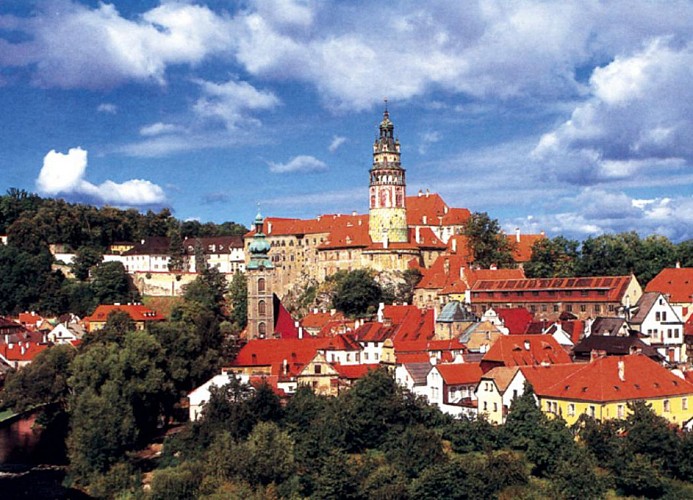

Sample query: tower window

[258,322,267,337]
[258,278,266,292]
[258,300,266,316]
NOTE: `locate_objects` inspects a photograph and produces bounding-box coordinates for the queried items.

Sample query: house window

[664,399,670,412]
[580,304,587,312]
[594,304,601,313]
[314,364,322,374]
[483,402,488,411]
[608,304,615,312]
[568,404,575,416]
[683,398,688,410]
[589,406,595,418]
[493,402,498,412]
[662,311,667,321]
[553,305,560,313]
[617,404,624,418]
[566,305,573,312]
[656,312,661,321]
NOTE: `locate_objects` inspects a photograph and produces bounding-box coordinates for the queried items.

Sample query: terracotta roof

[416,255,469,290]
[322,333,362,351]
[685,316,693,337]
[630,292,662,324]
[482,334,572,367]
[352,322,394,343]
[519,363,584,393]
[496,307,534,334]
[85,304,166,324]
[506,233,545,262]
[472,275,636,303]
[273,295,300,339]
[406,192,470,226]
[0,341,50,363]
[481,366,521,393]
[231,338,328,377]
[17,312,43,327]
[645,267,693,304]
[300,310,346,329]
[436,363,483,385]
[533,354,693,402]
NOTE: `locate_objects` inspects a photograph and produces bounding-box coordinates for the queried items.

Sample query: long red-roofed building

[84,304,166,333]
[480,334,572,373]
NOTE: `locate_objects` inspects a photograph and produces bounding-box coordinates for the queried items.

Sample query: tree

[90,261,135,305]
[332,269,382,317]
[72,246,103,281]
[462,212,515,268]
[384,424,446,478]
[395,268,422,304]
[194,240,208,274]
[524,236,579,278]
[244,421,295,486]
[1,344,76,413]
[228,271,248,331]
[167,229,187,274]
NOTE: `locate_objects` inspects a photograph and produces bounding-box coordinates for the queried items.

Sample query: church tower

[246,212,274,339]
[369,105,408,244]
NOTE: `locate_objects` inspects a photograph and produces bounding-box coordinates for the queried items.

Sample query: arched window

[258,300,266,316]
[258,277,265,292]
[258,322,266,337]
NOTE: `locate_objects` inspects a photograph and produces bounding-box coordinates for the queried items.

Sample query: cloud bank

[268,155,327,173]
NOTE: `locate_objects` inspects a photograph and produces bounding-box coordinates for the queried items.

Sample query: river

[0,411,89,498]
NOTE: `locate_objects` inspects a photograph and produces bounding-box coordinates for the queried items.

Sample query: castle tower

[246,212,274,339]
[369,105,408,244]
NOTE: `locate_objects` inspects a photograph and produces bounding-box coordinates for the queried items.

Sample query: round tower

[368,105,408,244]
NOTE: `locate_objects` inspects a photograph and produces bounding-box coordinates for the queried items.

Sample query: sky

[0,1,692,242]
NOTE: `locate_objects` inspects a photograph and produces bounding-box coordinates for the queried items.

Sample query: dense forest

[0,189,247,316]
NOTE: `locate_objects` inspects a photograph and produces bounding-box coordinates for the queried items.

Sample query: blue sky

[1,1,692,241]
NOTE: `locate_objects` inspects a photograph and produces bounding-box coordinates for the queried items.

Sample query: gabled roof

[507,233,545,263]
[519,363,584,393]
[17,312,43,328]
[480,366,521,393]
[440,266,526,295]
[231,338,328,377]
[482,334,572,367]
[300,310,346,329]
[496,307,534,334]
[630,291,662,324]
[400,362,433,384]
[645,267,693,303]
[406,192,470,226]
[534,354,693,402]
[437,301,471,323]
[436,363,483,385]
[322,333,361,352]
[352,322,394,343]
[0,341,49,363]
[122,237,169,256]
[85,304,166,324]
[590,317,629,336]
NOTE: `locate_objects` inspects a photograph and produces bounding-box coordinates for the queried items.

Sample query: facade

[469,275,643,321]
[84,304,165,333]
[645,267,693,320]
[630,292,686,363]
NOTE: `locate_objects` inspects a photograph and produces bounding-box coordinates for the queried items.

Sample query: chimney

[618,360,625,382]
[452,238,457,253]
[676,261,681,268]
[524,340,531,350]
[422,215,427,225]
[429,354,437,365]
[352,210,357,216]
[415,227,421,244]
[426,189,430,198]
[418,189,423,197]
[330,309,336,316]
[267,222,272,234]
[515,228,521,243]
[377,303,385,323]
[283,359,289,375]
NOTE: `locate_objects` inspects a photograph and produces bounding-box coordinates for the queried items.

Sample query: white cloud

[533,39,693,185]
[36,147,165,205]
[328,135,347,152]
[193,78,280,129]
[418,131,441,154]
[139,122,183,136]
[1,2,233,88]
[268,155,327,173]
[97,103,117,114]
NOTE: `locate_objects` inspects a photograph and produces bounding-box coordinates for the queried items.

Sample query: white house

[188,372,250,421]
[630,292,686,363]
[395,362,432,399]
[427,362,483,418]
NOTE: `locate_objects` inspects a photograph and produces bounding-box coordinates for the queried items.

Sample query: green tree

[462,211,515,268]
[72,246,103,281]
[396,268,422,304]
[524,236,579,278]
[244,421,295,486]
[677,239,693,267]
[90,261,136,305]
[168,229,187,274]
[1,344,76,413]
[228,271,248,331]
[332,269,383,317]
[384,424,446,478]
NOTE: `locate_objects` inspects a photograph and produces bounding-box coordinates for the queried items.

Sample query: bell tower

[368,103,408,244]
[246,211,274,339]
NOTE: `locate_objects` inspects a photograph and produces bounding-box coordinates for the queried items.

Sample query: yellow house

[525,354,693,427]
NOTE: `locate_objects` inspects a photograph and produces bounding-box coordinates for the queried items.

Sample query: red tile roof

[482,334,572,368]
[530,354,693,402]
[496,307,534,334]
[406,193,470,226]
[0,341,50,363]
[85,304,166,324]
[300,310,346,329]
[645,268,693,304]
[231,338,327,377]
[506,233,545,262]
[436,363,483,385]
[472,275,636,303]
[274,297,300,339]
[17,312,43,328]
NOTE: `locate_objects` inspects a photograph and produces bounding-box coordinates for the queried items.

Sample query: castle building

[244,108,472,297]
[246,212,275,340]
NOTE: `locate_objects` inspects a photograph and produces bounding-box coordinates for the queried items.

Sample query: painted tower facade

[246,212,274,339]
[369,107,408,244]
